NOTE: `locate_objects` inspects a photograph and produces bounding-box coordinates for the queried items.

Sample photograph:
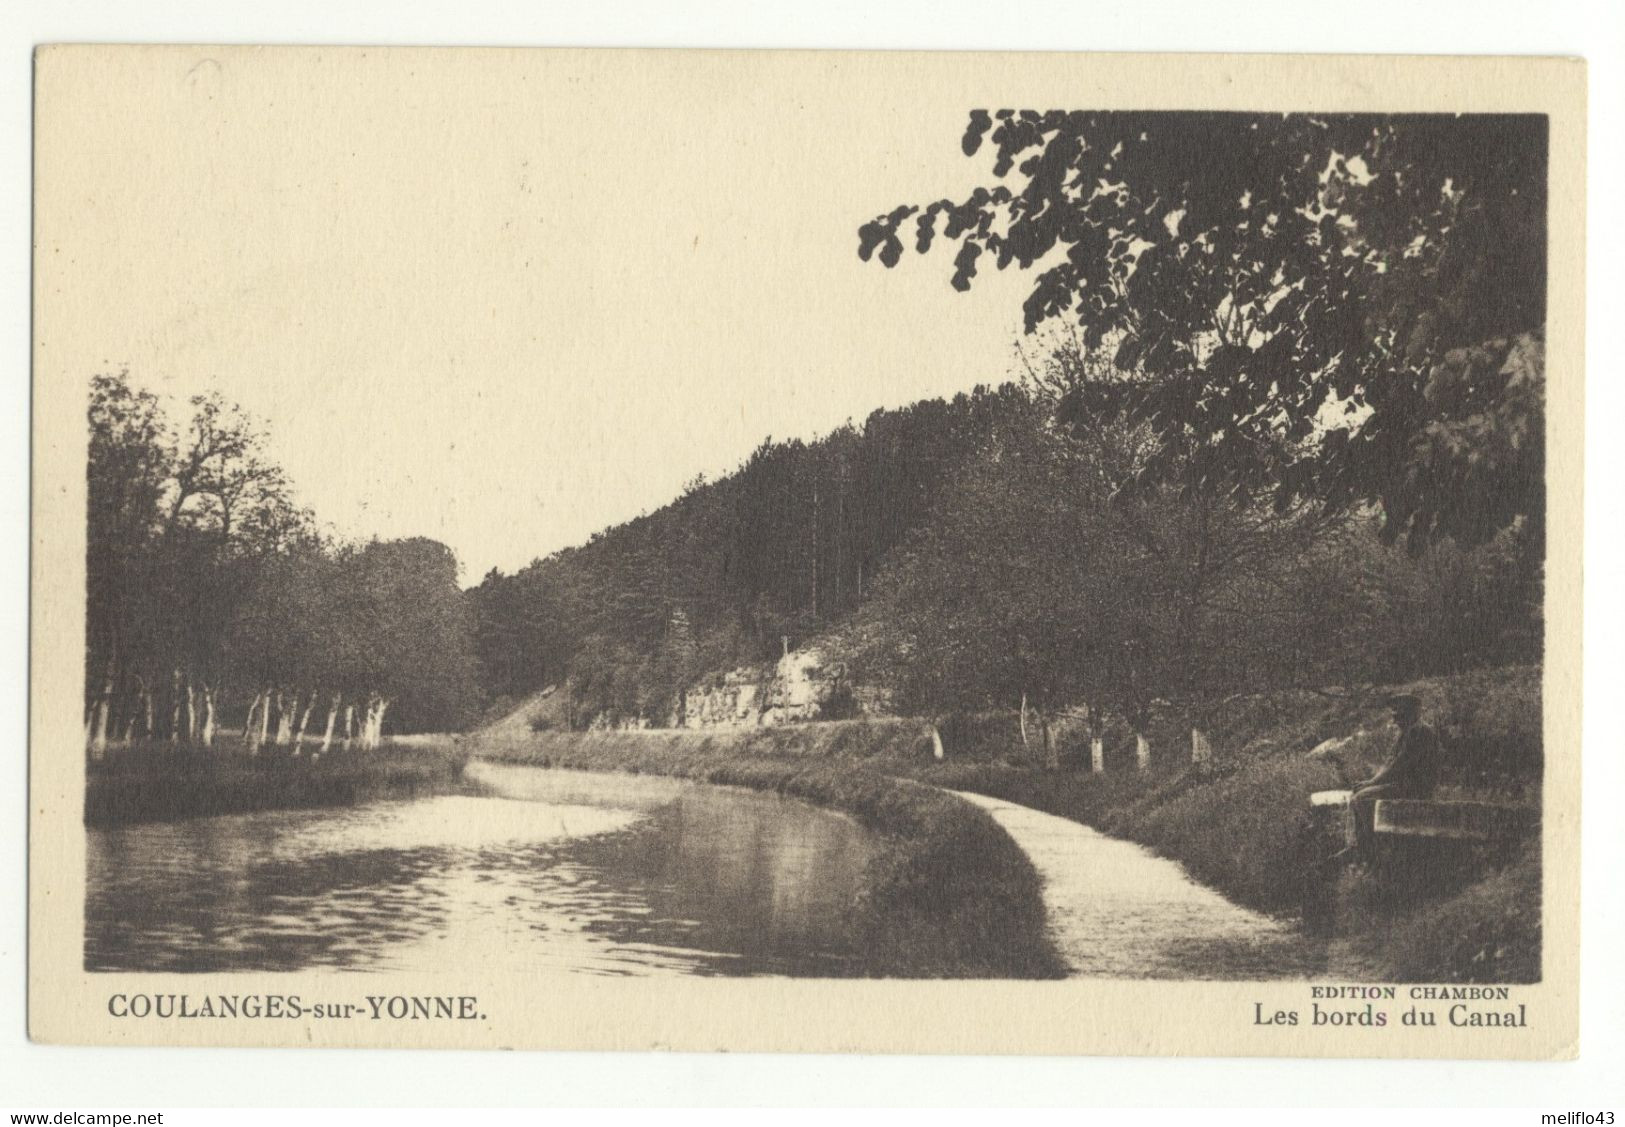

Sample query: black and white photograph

[27,46,1584,1059]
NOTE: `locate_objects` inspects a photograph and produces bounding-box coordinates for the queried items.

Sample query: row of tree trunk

[85,658,393,757]
[1013,693,1214,773]
[238,689,391,754]
[85,662,218,755]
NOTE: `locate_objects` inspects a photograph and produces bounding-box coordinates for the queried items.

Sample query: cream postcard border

[29,46,1585,1057]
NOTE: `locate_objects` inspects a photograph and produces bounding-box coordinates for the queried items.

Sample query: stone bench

[1306,790,1529,844]
[1298,790,1532,931]
[1371,798,1531,841]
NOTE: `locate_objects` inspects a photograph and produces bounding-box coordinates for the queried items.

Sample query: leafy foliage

[858,112,1547,549]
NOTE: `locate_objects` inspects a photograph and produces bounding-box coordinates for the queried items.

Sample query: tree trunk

[290,706,302,753]
[1019,691,1030,750]
[169,668,183,743]
[273,691,294,746]
[366,698,391,749]
[1090,735,1105,775]
[292,692,316,754]
[320,694,340,753]
[343,703,356,749]
[109,678,129,744]
[185,675,198,744]
[1136,731,1151,770]
[258,689,273,749]
[1191,727,1213,767]
[358,696,377,750]
[241,691,260,749]
[200,685,216,747]
[90,695,110,758]
[1042,716,1056,769]
[89,658,116,758]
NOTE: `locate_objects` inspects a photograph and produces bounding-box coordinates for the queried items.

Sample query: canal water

[86,761,878,977]
[87,760,1335,979]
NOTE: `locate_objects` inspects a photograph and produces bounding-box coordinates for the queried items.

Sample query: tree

[845,406,1314,717]
[858,112,1547,549]
[87,373,308,752]
[86,373,170,751]
[339,538,481,742]
[88,372,482,754]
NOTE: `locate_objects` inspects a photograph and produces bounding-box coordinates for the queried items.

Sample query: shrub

[1355,841,1541,983]
[817,681,862,721]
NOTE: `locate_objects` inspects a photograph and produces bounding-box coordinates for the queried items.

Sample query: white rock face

[679,646,857,729]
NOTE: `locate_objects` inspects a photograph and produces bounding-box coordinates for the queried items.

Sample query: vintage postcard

[29,47,1584,1057]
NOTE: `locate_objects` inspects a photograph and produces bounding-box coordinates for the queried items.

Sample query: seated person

[1349,694,1440,858]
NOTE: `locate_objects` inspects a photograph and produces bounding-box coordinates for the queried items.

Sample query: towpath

[949,789,1331,979]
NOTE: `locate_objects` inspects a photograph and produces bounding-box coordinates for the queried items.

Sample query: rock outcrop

[679,646,867,729]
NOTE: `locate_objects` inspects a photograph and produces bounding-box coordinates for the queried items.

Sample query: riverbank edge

[892,668,1542,984]
[477,665,1540,984]
[920,759,1541,984]
[471,731,1067,980]
[83,742,469,827]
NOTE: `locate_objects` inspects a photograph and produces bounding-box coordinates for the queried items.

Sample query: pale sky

[39,48,1042,582]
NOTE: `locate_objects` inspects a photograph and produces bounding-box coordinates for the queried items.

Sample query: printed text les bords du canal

[1252,986,1528,1030]
[105,994,486,1021]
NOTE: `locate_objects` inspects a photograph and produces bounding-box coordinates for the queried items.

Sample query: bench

[1298,789,1532,931]
[1307,789,1529,843]
[1371,798,1531,841]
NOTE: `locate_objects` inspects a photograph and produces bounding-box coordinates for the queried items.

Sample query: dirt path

[949,789,1330,979]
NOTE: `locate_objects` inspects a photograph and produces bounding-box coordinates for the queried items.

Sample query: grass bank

[903,666,1543,983]
[84,740,468,827]
[473,729,1065,979]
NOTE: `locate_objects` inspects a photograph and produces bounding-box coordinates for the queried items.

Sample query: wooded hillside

[469,366,1541,733]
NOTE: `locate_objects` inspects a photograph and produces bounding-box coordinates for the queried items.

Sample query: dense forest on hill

[467,384,1033,723]
[468,352,1541,732]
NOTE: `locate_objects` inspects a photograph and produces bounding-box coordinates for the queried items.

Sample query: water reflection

[86,763,877,977]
